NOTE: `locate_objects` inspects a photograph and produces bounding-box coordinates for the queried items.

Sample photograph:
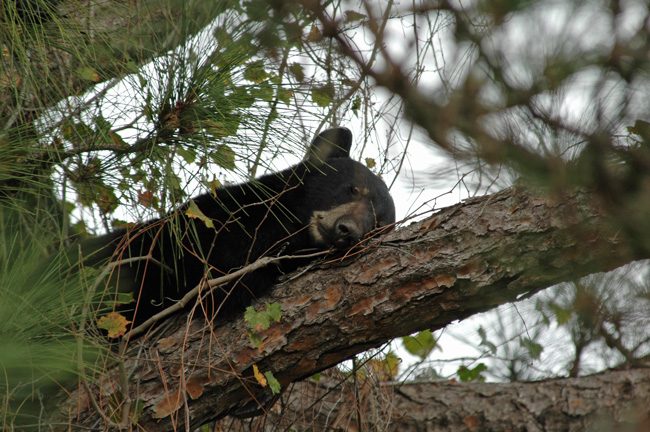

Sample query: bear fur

[84,127,395,327]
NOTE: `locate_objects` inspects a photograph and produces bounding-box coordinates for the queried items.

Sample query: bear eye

[350,185,361,196]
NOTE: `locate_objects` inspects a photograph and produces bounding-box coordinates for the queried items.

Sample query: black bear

[83,127,395,329]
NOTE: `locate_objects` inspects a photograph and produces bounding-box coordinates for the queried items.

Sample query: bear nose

[334,217,361,248]
[336,222,350,236]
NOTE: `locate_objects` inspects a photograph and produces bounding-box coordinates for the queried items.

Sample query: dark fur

[84,128,395,325]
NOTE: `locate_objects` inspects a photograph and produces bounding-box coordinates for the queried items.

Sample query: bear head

[301,127,395,249]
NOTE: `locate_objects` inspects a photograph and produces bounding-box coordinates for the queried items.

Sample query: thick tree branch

[60,186,645,429]
[222,366,650,431]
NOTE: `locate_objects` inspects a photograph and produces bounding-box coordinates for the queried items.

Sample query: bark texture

[60,186,646,429]
[221,367,650,432]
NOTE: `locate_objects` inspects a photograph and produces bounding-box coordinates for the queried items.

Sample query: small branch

[598,322,639,366]
[124,250,329,339]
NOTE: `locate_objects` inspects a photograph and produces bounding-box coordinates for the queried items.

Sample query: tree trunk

[58,185,647,430]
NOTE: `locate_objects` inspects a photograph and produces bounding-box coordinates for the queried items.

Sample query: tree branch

[221,366,650,431]
[59,185,646,429]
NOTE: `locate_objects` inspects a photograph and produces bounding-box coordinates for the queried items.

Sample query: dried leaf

[96,312,130,339]
[186,200,214,229]
[253,364,267,387]
[77,66,101,82]
[307,25,322,42]
[344,10,366,22]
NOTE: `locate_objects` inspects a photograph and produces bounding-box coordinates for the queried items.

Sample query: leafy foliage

[0,205,107,427]
[245,303,283,347]
[457,363,488,382]
[402,330,437,360]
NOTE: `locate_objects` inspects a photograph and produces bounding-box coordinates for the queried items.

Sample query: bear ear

[305,127,352,164]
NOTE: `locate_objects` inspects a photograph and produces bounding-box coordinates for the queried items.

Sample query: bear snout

[333,215,362,248]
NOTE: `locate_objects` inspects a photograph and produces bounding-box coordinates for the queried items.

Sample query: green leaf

[250,81,274,102]
[248,332,262,348]
[311,84,335,107]
[244,60,268,83]
[244,303,282,347]
[92,116,129,150]
[277,88,293,105]
[244,303,281,333]
[477,325,497,355]
[244,305,271,332]
[535,299,551,326]
[520,337,543,360]
[289,63,305,82]
[365,158,376,169]
[549,302,572,325]
[185,200,214,229]
[344,10,367,22]
[130,399,145,425]
[243,0,270,21]
[125,60,140,74]
[351,95,361,115]
[94,115,112,135]
[76,66,100,82]
[70,220,88,237]
[114,291,135,306]
[137,73,148,89]
[264,371,281,394]
[367,352,401,380]
[402,330,436,360]
[61,119,95,148]
[213,26,233,46]
[207,177,222,197]
[203,117,240,139]
[383,351,401,378]
[457,363,487,382]
[212,144,236,170]
[230,86,255,109]
[96,185,119,214]
[109,131,128,149]
[176,146,196,164]
[266,303,282,322]
[111,218,135,230]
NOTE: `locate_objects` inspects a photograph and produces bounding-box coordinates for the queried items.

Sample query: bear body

[84,127,395,326]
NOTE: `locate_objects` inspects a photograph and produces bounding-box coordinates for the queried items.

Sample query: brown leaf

[96,312,130,339]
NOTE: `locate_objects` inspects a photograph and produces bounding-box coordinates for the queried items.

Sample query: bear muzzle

[332,214,363,248]
[309,201,373,249]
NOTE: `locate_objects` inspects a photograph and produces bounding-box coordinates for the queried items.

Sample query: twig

[124,250,329,339]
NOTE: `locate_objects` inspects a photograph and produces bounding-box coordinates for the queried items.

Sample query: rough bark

[60,186,646,430]
[221,367,650,432]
